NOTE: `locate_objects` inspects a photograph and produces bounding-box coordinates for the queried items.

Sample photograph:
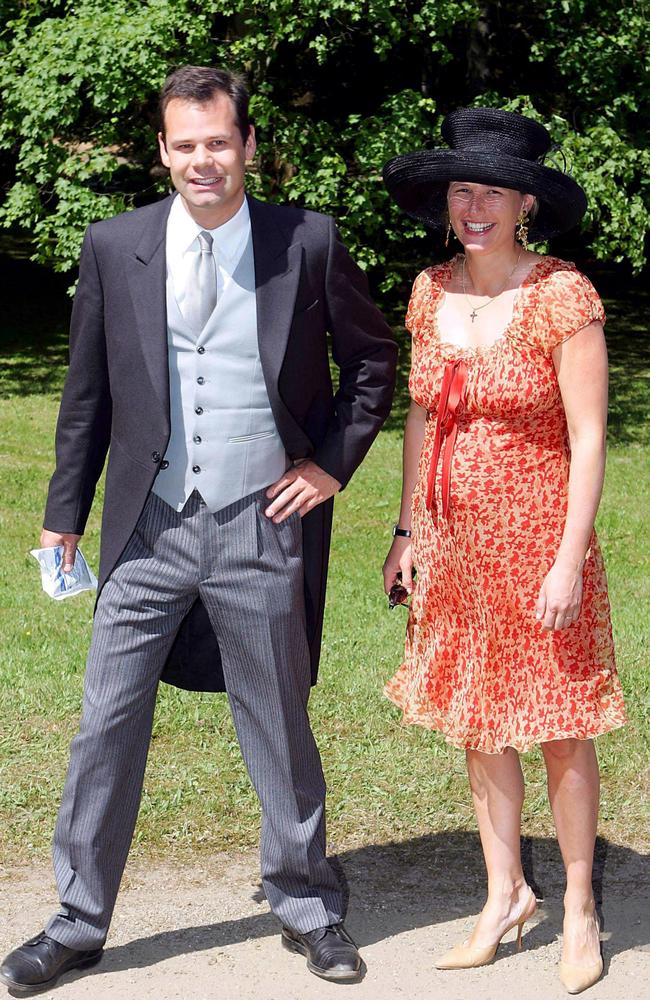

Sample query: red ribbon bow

[426,359,468,520]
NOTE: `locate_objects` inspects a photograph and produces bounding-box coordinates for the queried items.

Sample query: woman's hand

[535,557,584,631]
[383,536,414,598]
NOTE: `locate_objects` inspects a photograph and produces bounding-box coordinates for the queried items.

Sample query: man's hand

[40,529,82,573]
[265,461,341,523]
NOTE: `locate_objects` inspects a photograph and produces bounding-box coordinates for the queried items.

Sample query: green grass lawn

[0,274,648,864]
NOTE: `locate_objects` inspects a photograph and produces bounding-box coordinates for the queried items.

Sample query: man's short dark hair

[159,65,251,145]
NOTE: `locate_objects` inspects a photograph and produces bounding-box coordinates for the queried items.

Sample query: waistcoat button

[195,406,203,415]
[197,376,205,385]
[192,465,201,474]
[197,346,205,354]
[194,435,202,444]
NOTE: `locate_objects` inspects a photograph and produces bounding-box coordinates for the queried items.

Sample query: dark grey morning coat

[43,193,397,692]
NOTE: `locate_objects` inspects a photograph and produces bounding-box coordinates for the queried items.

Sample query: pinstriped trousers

[45,490,344,949]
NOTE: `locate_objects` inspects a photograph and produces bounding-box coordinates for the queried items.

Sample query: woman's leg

[541,738,601,966]
[464,747,535,946]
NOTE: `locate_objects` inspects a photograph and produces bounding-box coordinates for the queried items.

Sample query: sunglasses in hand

[388,570,415,610]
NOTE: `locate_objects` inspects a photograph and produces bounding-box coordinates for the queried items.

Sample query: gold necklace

[462,251,522,323]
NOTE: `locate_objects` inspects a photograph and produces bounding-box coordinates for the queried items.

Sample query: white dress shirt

[166,193,251,307]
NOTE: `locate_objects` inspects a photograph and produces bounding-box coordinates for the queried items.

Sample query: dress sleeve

[406,268,440,407]
[532,267,605,356]
[405,269,432,343]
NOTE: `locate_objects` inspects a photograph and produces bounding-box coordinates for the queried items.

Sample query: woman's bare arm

[383,400,427,596]
[535,321,608,630]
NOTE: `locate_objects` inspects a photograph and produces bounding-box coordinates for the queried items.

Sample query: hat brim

[383,149,587,239]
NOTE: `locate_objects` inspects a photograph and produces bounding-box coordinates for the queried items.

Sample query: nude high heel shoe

[435,886,537,970]
[559,916,603,994]
[559,958,603,995]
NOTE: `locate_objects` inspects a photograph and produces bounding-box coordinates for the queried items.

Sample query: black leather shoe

[281,923,362,982]
[0,932,103,995]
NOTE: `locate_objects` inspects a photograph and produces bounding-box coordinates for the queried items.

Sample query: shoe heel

[516,920,525,951]
[515,888,537,951]
[281,933,306,958]
[78,951,104,970]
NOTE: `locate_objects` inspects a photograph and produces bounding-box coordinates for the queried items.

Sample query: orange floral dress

[384,255,627,753]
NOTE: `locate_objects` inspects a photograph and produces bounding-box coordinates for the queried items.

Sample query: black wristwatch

[392,524,412,538]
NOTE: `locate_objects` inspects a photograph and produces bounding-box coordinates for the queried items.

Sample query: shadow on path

[92,832,648,978]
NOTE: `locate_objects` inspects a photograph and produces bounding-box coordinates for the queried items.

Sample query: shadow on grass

[603,294,650,447]
[0,255,71,399]
[57,833,647,986]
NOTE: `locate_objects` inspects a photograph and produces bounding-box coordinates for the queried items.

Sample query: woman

[382,108,626,994]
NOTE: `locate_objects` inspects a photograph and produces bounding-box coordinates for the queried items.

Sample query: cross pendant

[470,310,478,323]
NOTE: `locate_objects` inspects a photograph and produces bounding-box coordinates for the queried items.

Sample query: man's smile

[188,176,224,188]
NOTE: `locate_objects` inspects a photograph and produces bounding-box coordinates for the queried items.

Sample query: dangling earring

[445,221,452,248]
[516,211,529,251]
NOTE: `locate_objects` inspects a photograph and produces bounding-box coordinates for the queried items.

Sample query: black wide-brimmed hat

[383,107,587,240]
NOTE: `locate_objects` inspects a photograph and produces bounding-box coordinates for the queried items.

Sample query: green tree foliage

[0,0,648,293]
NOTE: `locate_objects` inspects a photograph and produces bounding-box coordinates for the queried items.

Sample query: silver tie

[183,230,217,332]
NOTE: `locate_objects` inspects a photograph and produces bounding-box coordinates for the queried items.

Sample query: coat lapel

[248,195,303,437]
[124,193,305,441]
[125,194,174,420]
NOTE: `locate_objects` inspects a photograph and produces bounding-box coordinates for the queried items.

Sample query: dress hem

[383,687,627,755]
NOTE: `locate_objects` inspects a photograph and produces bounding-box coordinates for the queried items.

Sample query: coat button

[193,435,202,444]
[160,460,169,470]
[192,465,201,474]
[197,346,205,354]
[195,406,203,415]
[151,451,161,462]
[197,376,205,385]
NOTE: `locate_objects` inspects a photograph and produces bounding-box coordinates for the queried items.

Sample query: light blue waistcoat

[152,233,288,512]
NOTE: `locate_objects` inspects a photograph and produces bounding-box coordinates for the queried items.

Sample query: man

[0,66,396,993]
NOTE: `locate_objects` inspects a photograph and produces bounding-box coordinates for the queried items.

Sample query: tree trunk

[467,3,492,95]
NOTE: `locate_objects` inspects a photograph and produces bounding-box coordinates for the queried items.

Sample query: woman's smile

[464,221,495,233]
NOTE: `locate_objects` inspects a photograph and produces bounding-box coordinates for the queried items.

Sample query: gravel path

[1,834,647,999]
